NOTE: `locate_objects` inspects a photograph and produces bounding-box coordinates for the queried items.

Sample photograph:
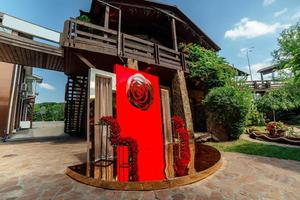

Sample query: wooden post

[127,58,138,70]
[104,6,110,38]
[171,18,178,52]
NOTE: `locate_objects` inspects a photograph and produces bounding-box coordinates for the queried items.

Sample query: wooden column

[104,6,110,38]
[171,18,178,51]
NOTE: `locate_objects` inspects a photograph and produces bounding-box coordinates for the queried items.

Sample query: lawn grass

[207,139,300,162]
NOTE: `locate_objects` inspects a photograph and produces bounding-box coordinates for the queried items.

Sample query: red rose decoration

[126,73,154,111]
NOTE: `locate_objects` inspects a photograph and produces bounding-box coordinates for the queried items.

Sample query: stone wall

[189,89,206,132]
[172,70,194,135]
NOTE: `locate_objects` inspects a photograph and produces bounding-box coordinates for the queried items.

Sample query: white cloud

[274,8,288,17]
[263,0,276,7]
[38,83,55,91]
[238,48,248,57]
[225,18,290,40]
[292,11,300,20]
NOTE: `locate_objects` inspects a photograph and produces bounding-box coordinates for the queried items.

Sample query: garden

[183,22,300,159]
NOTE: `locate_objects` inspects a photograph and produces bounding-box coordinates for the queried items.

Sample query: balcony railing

[245,80,283,91]
[61,19,189,72]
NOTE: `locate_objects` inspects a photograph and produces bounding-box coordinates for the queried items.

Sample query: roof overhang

[89,0,221,51]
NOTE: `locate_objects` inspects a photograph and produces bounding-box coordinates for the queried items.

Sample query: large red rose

[126,73,154,111]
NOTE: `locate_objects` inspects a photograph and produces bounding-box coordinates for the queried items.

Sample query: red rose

[126,73,154,111]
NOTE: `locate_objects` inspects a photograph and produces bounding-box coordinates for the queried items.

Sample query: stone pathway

[9,121,68,141]
[0,138,299,200]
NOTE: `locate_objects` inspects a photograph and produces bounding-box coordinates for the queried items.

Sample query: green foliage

[203,86,252,140]
[285,80,300,106]
[273,23,300,81]
[76,14,91,23]
[208,139,300,162]
[34,102,64,121]
[246,104,265,126]
[256,81,300,120]
[180,43,235,92]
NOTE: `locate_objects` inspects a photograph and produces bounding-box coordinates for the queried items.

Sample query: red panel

[117,146,129,182]
[115,65,165,181]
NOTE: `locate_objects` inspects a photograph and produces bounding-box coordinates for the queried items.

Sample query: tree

[273,23,300,81]
[256,80,300,121]
[34,103,65,121]
[180,43,235,93]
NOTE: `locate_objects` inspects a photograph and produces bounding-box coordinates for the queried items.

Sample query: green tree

[180,43,235,93]
[256,80,300,121]
[34,103,65,121]
[273,23,300,81]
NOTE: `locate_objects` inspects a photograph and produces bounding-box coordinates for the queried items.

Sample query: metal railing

[0,12,61,46]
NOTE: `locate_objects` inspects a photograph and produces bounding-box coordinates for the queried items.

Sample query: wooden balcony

[245,80,283,92]
[61,19,189,72]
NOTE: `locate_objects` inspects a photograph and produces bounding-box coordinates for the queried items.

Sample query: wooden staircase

[64,75,88,136]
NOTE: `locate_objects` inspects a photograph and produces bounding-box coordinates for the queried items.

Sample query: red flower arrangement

[266,121,288,138]
[172,115,185,130]
[100,116,120,145]
[171,116,191,176]
[100,116,139,181]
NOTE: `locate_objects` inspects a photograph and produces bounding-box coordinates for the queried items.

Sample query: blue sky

[1,0,300,102]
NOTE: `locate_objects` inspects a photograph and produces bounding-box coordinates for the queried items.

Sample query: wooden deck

[61,19,189,72]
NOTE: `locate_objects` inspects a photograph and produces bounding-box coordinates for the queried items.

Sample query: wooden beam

[104,6,110,38]
[104,6,110,28]
[171,18,178,52]
[154,7,187,25]
[75,53,96,69]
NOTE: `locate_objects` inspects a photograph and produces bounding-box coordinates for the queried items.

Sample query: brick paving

[0,138,299,200]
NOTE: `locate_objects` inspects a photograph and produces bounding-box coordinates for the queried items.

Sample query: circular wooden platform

[65,144,222,191]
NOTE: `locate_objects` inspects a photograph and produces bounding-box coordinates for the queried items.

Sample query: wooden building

[0,63,42,139]
[61,0,220,136]
[0,0,221,139]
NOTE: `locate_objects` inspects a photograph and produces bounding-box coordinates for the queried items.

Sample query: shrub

[246,104,265,126]
[203,86,252,140]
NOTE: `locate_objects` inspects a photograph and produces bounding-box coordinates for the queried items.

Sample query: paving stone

[0,185,22,193]
[171,193,186,200]
[209,191,224,200]
[0,139,300,200]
